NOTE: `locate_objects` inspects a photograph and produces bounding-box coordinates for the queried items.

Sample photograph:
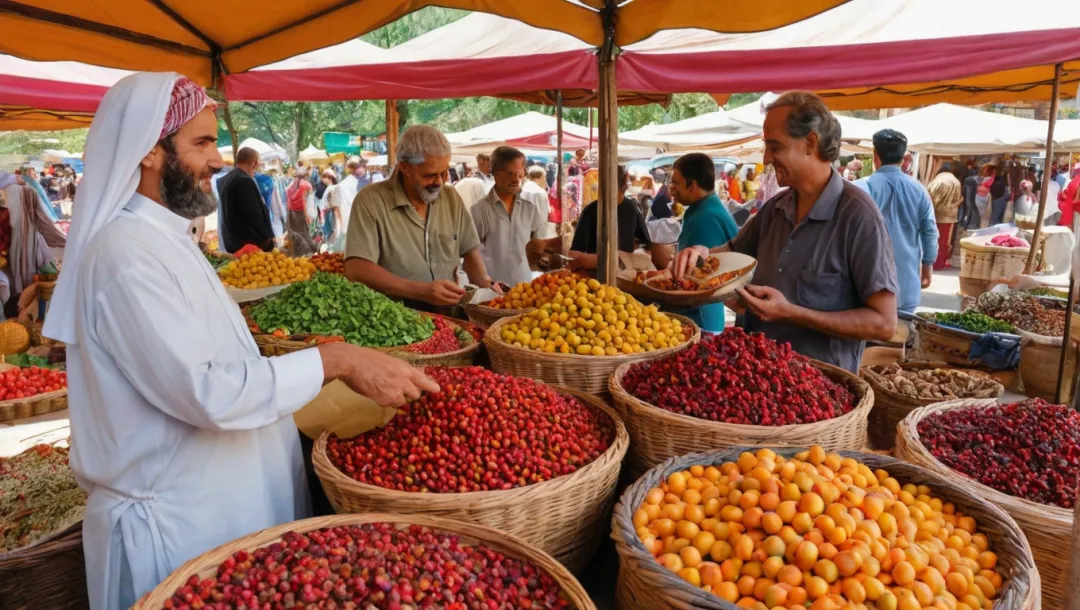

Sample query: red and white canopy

[0,54,130,130]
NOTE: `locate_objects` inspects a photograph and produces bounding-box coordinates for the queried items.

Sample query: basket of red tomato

[0,364,68,423]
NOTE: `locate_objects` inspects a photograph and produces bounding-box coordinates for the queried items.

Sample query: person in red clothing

[1059,167,1080,231]
[285,166,316,255]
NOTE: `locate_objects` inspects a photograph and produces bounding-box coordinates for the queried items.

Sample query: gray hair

[491,146,525,173]
[527,165,546,179]
[398,125,451,165]
[766,91,842,163]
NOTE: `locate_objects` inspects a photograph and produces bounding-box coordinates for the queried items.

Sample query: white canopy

[880,104,1049,155]
[236,137,290,163]
[725,94,883,142]
[250,38,390,71]
[298,145,329,162]
[620,109,760,149]
[446,111,594,149]
[1053,121,1080,152]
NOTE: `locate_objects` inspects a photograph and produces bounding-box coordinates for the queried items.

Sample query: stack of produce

[486,270,583,309]
[202,251,232,269]
[161,522,573,608]
[1025,287,1067,299]
[498,277,687,355]
[977,293,1066,337]
[989,234,1029,248]
[326,367,613,493]
[916,398,1079,509]
[250,274,436,349]
[866,365,1001,402]
[0,366,67,401]
[926,311,1014,335]
[623,329,855,425]
[1,444,85,552]
[310,252,345,275]
[630,446,1008,610]
[218,250,316,290]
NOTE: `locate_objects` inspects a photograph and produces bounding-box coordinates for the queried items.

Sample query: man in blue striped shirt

[855,130,938,314]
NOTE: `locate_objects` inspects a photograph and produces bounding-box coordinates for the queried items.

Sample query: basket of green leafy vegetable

[914,311,1018,368]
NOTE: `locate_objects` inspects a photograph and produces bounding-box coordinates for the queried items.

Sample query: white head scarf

[43,72,179,345]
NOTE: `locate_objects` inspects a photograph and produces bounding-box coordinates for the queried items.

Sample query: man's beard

[417,182,441,204]
[161,150,216,219]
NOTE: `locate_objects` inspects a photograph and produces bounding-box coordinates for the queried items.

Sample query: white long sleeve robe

[66,193,323,609]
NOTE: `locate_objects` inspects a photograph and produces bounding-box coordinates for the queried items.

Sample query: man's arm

[738,286,897,342]
[649,243,673,271]
[462,249,493,288]
[918,191,939,288]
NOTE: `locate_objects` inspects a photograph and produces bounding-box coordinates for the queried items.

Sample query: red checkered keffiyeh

[159,77,216,139]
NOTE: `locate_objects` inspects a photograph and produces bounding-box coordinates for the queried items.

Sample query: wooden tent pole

[596,2,619,285]
[556,90,566,237]
[1057,275,1077,404]
[385,100,399,168]
[1025,62,1063,274]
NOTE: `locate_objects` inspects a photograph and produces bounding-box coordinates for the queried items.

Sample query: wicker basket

[484,313,700,396]
[896,399,1068,610]
[914,313,996,367]
[462,301,532,327]
[960,236,1030,297]
[132,513,595,610]
[0,522,88,610]
[858,362,1004,450]
[612,447,1039,610]
[0,388,67,424]
[312,386,628,573]
[610,358,872,477]
[1015,322,1080,403]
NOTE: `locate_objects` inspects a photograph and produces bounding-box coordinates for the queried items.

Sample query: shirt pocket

[431,232,460,265]
[795,271,848,312]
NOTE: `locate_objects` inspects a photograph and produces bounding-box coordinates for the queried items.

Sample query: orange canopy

[0,0,849,86]
[0,105,94,131]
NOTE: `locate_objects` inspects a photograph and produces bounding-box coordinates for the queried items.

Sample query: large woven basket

[896,399,1068,610]
[0,388,67,423]
[132,514,595,610]
[610,358,872,477]
[960,237,1030,297]
[462,301,531,327]
[612,446,1039,610]
[312,386,629,573]
[0,522,88,610]
[914,313,989,367]
[858,362,1003,450]
[485,313,700,396]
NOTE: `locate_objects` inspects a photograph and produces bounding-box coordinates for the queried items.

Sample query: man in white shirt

[454,164,489,210]
[43,73,437,610]
[521,164,555,238]
[337,157,370,210]
[475,152,495,191]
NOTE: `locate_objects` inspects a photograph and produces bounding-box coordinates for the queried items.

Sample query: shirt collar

[807,170,845,222]
[875,165,903,175]
[688,192,720,211]
[391,173,419,209]
[124,193,193,235]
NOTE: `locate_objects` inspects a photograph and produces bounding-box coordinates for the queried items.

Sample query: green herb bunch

[931,311,1015,334]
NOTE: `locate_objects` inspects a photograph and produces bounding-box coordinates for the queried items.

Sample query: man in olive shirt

[345,125,494,309]
[673,91,898,372]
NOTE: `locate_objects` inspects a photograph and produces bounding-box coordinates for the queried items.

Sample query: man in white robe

[42,73,438,610]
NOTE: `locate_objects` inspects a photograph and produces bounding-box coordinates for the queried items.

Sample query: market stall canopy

[298,145,329,163]
[0,53,130,130]
[619,0,1080,110]
[619,109,760,150]
[225,13,664,106]
[445,111,655,158]
[0,1,846,86]
[725,94,882,142]
[236,137,289,162]
[881,104,1050,155]
[1053,121,1080,152]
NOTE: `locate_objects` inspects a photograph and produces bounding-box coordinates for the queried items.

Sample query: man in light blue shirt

[856,129,938,314]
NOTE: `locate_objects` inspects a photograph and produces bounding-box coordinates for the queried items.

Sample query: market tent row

[218,138,289,164]
[618,0,1080,110]
[444,111,657,160]
[0,53,129,130]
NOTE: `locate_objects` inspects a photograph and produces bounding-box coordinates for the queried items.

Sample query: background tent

[0,54,129,130]
[879,103,1050,155]
[445,111,656,159]
[619,109,760,150]
[298,145,329,163]
[619,0,1080,110]
[236,137,289,163]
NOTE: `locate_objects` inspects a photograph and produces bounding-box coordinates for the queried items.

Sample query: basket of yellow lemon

[463,270,579,327]
[217,250,317,304]
[483,277,700,395]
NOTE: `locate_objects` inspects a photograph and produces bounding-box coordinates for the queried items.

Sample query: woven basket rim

[0,519,83,565]
[313,383,629,505]
[133,513,596,610]
[483,312,699,364]
[898,398,1073,526]
[610,356,873,437]
[859,362,1004,408]
[462,301,533,316]
[612,446,1037,610]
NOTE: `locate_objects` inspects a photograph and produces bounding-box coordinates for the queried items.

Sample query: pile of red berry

[622,328,855,425]
[404,317,465,355]
[0,366,66,401]
[918,398,1080,508]
[326,367,613,493]
[163,522,571,609]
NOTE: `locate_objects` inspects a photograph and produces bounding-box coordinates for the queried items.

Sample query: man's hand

[736,285,793,323]
[920,264,933,289]
[424,280,466,306]
[568,252,598,272]
[670,245,710,279]
[339,348,440,407]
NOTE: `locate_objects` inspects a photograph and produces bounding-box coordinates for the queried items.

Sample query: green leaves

[250,273,435,347]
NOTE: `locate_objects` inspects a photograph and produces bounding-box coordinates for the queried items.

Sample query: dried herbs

[0,444,85,553]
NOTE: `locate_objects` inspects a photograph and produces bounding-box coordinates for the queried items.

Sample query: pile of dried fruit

[623,329,855,425]
[500,277,687,355]
[865,365,1001,401]
[310,252,346,275]
[163,522,571,609]
[926,311,1014,335]
[0,366,67,401]
[1,444,85,552]
[918,398,1080,508]
[977,292,1066,337]
[634,446,1006,610]
[326,367,612,493]
[403,316,470,355]
[218,250,316,289]
[250,274,435,348]
[486,270,583,309]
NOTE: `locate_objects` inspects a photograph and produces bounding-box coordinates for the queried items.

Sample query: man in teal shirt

[669,153,740,331]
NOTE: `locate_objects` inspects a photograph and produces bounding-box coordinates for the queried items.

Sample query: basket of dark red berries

[132,513,595,609]
[896,397,1076,610]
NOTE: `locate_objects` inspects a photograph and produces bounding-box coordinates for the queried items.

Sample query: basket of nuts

[313,367,629,573]
[897,398,1073,610]
[610,328,873,477]
[858,362,1003,450]
[612,445,1038,610]
[132,513,596,609]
